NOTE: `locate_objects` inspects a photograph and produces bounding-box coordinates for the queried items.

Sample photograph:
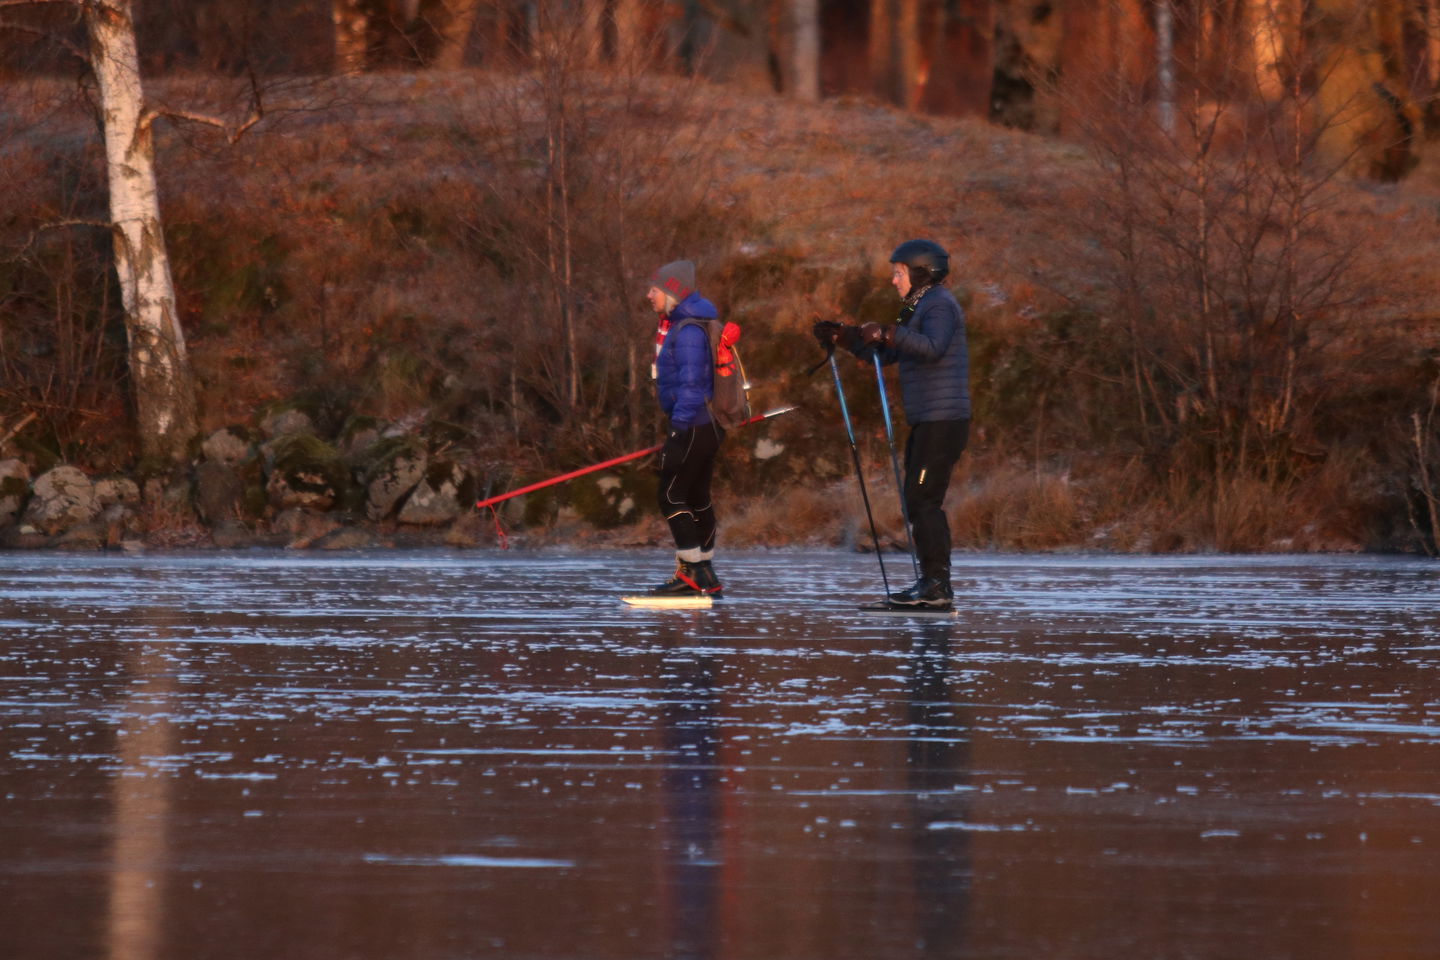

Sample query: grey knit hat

[650,260,696,301]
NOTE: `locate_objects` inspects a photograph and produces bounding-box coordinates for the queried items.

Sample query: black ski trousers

[903,419,969,582]
[657,422,724,555]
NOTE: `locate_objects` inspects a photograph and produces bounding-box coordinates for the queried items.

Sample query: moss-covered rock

[259,406,316,441]
[0,459,31,524]
[569,468,653,529]
[397,459,475,526]
[21,465,100,535]
[201,426,255,467]
[264,434,350,511]
[338,415,385,461]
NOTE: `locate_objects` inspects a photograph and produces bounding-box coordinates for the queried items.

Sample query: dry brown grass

[6,68,1440,551]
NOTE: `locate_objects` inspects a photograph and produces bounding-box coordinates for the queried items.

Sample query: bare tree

[0,0,278,462]
[0,0,203,462]
[451,0,729,450]
[1060,0,1389,497]
[84,0,200,463]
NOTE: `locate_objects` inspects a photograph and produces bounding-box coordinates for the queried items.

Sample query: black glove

[859,322,895,349]
[811,319,843,347]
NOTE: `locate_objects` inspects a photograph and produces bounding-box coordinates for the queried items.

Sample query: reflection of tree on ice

[659,632,722,960]
[906,625,971,956]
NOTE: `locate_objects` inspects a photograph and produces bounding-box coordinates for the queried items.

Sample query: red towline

[473,405,798,512]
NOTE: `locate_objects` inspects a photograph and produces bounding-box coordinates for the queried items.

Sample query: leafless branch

[3,217,113,265]
[0,411,37,444]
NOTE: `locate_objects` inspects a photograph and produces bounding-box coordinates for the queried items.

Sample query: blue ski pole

[872,348,920,579]
[827,348,892,599]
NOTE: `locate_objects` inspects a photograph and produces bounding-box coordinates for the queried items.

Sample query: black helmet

[889,239,949,283]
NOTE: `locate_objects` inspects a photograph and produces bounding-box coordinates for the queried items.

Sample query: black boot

[887,574,953,609]
[693,560,724,599]
[650,560,704,596]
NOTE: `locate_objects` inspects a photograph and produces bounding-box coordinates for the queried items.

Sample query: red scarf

[650,314,670,379]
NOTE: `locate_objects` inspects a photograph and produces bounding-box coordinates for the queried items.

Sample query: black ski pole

[871,348,919,579]
[824,347,892,599]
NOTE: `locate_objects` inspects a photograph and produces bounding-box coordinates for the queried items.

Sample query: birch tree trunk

[84,0,199,464]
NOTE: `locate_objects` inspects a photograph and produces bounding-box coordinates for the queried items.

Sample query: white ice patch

[363,853,574,869]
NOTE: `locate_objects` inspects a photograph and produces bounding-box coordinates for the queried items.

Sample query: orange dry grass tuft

[723,476,912,550]
[949,460,1083,551]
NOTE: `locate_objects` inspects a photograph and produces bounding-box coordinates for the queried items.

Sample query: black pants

[657,422,724,557]
[903,419,969,582]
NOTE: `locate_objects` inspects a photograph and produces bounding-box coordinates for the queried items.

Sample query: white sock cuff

[676,547,704,564]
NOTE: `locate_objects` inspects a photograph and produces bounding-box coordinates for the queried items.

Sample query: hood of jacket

[669,291,718,323]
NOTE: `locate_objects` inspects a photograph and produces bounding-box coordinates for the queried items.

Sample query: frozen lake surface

[2,549,1438,960]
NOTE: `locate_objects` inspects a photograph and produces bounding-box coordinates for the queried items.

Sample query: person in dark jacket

[814,239,970,609]
[648,260,725,597]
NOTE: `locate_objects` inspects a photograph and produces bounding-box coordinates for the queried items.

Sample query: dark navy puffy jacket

[869,286,970,424]
[656,292,718,428]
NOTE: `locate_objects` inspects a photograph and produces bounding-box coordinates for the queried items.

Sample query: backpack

[676,318,752,430]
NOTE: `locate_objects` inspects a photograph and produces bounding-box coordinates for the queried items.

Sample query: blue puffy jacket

[656,292,718,429]
[873,286,970,424]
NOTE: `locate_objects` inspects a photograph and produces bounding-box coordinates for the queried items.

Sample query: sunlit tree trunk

[790,0,820,100]
[84,0,199,464]
[1428,0,1440,90]
[434,0,482,68]
[869,0,921,107]
[614,0,646,66]
[578,0,605,65]
[333,0,370,72]
[1157,0,1176,132]
[868,0,893,99]
[897,0,920,108]
[1248,0,1287,100]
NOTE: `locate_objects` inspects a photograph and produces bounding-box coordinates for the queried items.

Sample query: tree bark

[433,0,482,68]
[614,0,646,67]
[333,0,370,73]
[1429,0,1440,90]
[1249,0,1288,101]
[1156,0,1176,132]
[922,0,992,116]
[84,0,199,464]
[897,0,921,108]
[790,0,821,100]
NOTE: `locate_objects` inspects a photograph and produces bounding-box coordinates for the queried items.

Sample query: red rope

[490,506,509,549]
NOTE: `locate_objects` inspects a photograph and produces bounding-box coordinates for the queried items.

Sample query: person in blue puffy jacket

[646,260,725,598]
[813,240,970,610]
